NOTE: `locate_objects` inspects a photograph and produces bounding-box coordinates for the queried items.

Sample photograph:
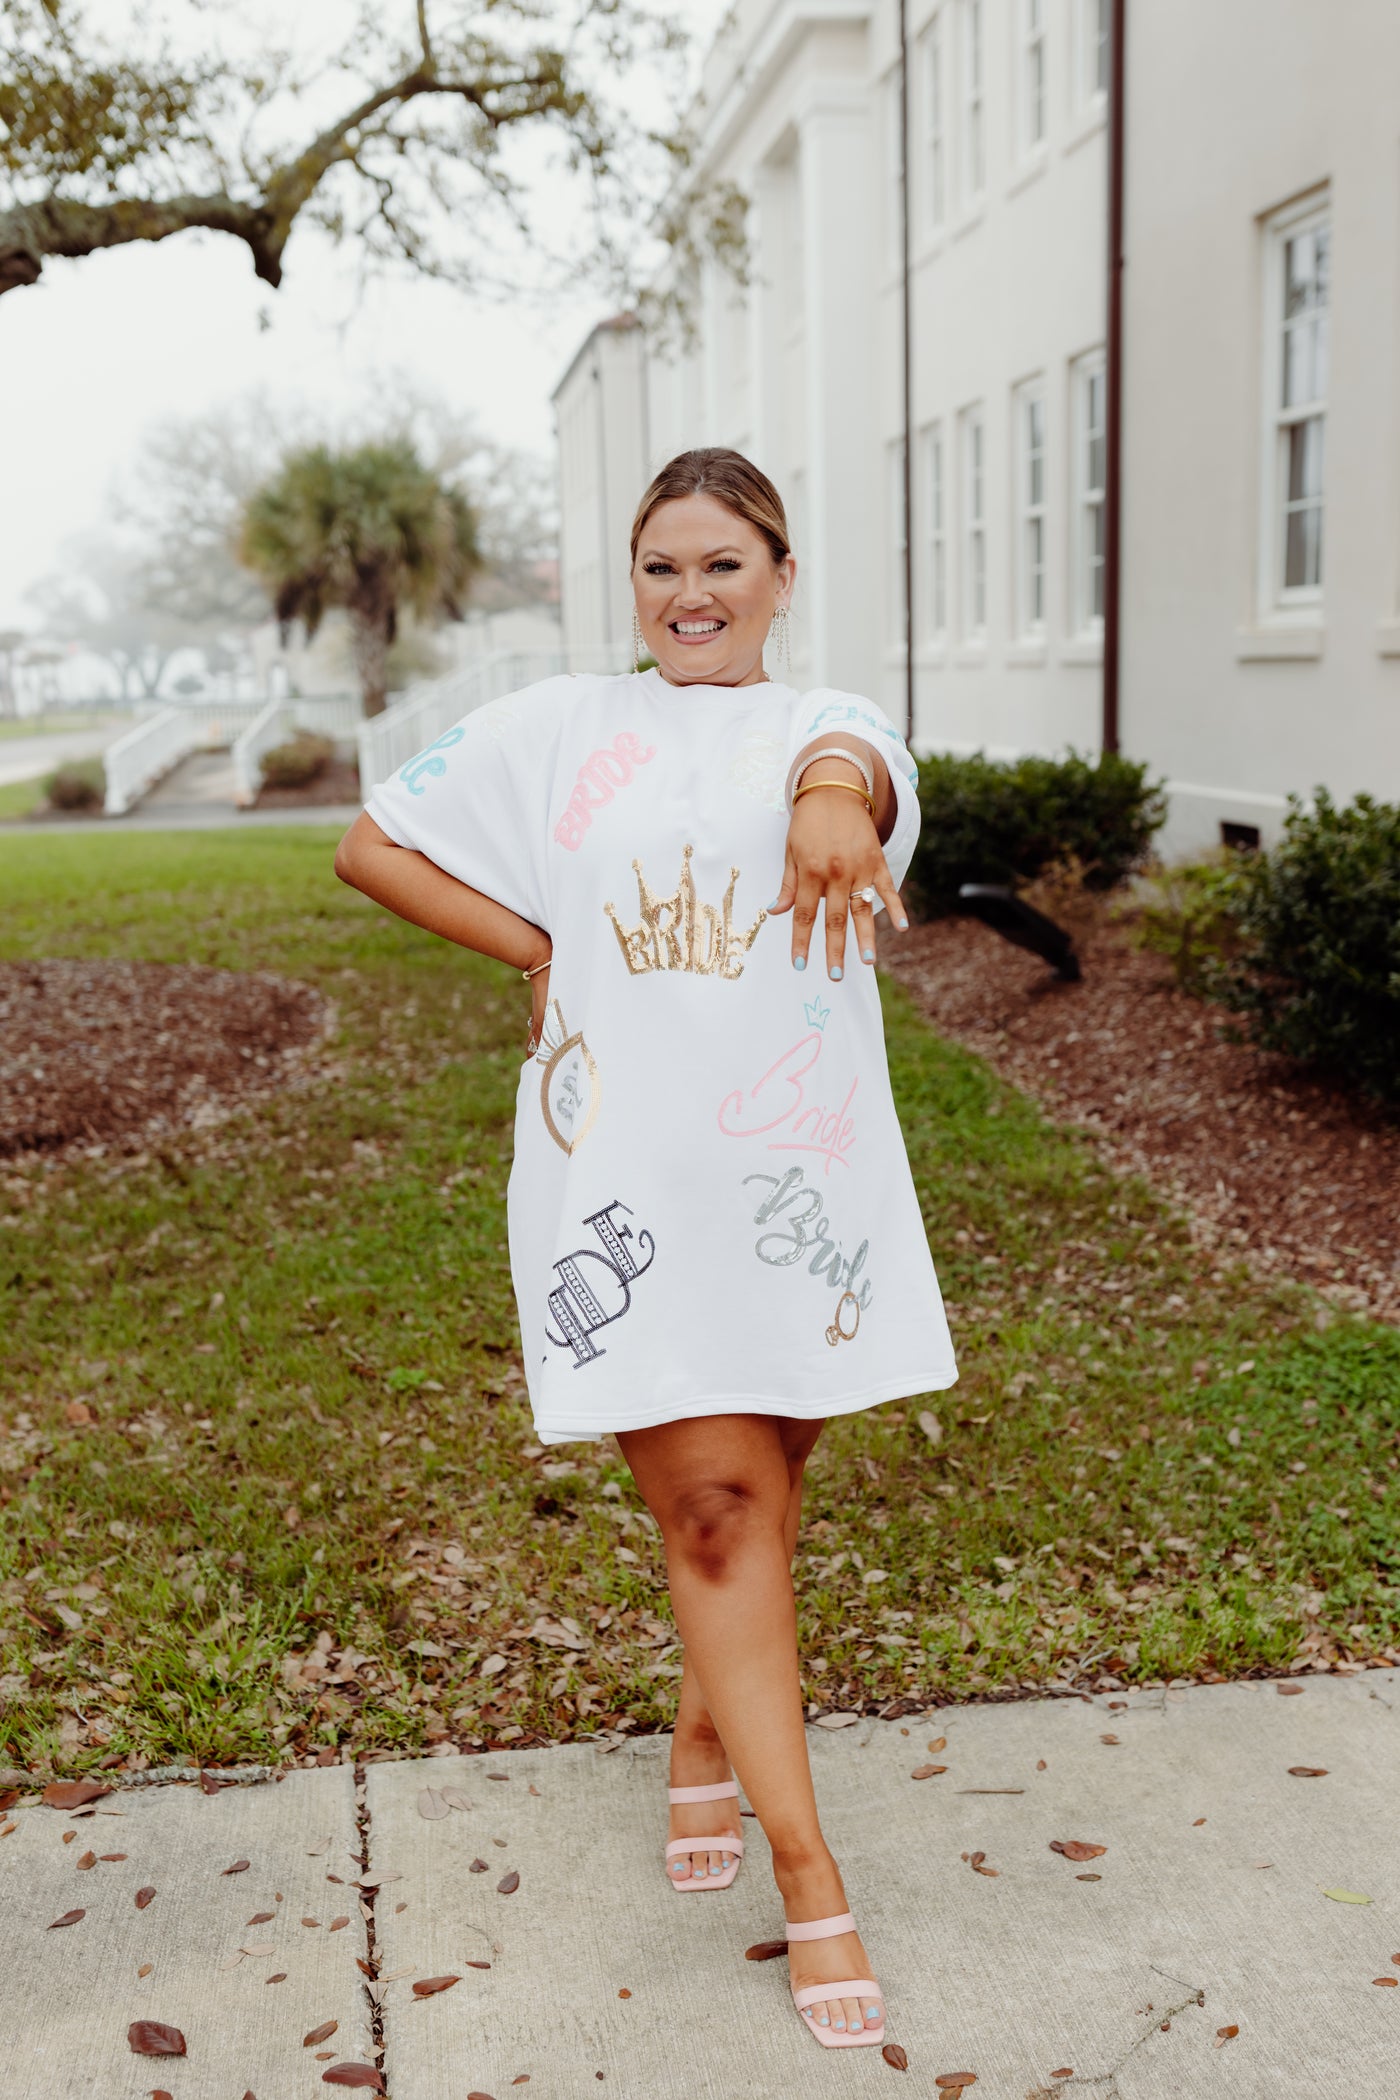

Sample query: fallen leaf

[911,1765,947,1780]
[469,1858,488,1872]
[1099,1734,1120,1746]
[933,2076,976,2090]
[439,1787,473,1812]
[137,1963,153,1978]
[48,1909,85,1928]
[41,1780,111,1810]
[812,1712,860,1729]
[465,1959,492,1970]
[466,2093,498,2100]
[486,1772,511,1783]
[917,1410,942,1444]
[1075,1873,1102,1882]
[151,2091,173,2100]
[356,1959,374,1979]
[135,1887,156,1909]
[61,1831,76,1844]
[100,1853,127,1862]
[327,1873,344,1884]
[1050,2073,1074,2082]
[745,1940,789,1962]
[927,1736,947,1753]
[241,1942,276,1957]
[1050,1841,1107,1861]
[1215,2024,1240,2043]
[266,1972,287,1984]
[497,1870,520,1895]
[1277,1682,1304,1696]
[618,1987,632,1999]
[412,1976,460,1997]
[417,1789,450,1820]
[76,1850,97,1869]
[1288,1767,1328,1779]
[219,1952,245,1970]
[246,1911,275,1925]
[328,1916,350,1932]
[1372,1977,1398,1988]
[128,2021,186,2057]
[305,1836,334,1855]
[304,2021,339,2048]
[222,1859,251,1874]
[528,1784,543,1797]
[1036,1760,1047,1771]
[321,2068,385,2091]
[492,1837,509,1848]
[882,2041,909,2069]
[301,1917,321,1927]
[1193,1817,1206,1827]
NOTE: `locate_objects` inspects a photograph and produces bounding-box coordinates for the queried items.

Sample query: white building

[553,0,1400,855]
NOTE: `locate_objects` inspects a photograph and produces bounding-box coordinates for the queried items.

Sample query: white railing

[103,700,265,816]
[356,644,632,794]
[229,692,363,807]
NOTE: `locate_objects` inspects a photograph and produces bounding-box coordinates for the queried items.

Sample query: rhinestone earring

[632,606,644,673]
[770,602,792,672]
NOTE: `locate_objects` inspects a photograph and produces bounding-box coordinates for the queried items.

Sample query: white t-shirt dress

[364,667,958,1444]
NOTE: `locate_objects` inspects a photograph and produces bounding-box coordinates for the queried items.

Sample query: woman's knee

[661,1475,785,1582]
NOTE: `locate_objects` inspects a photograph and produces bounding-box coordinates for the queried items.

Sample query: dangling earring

[632,606,645,673]
[769,602,792,672]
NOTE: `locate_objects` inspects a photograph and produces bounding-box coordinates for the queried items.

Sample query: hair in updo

[629,447,790,568]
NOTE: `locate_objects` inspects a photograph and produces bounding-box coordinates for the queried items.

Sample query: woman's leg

[662,1418,824,1882]
[616,1413,883,2038]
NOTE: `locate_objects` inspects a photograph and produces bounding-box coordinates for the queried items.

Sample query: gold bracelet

[792,777,875,817]
[521,958,552,981]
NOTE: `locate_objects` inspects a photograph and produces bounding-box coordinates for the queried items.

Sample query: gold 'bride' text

[605,843,767,980]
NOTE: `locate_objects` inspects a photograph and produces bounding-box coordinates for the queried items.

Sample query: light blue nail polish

[768,898,782,909]
[866,2006,881,2019]
[834,2020,846,2031]
[793,955,806,972]
[861,947,875,962]
[851,2022,863,2033]
[896,916,909,930]
[830,965,842,981]
[709,1864,722,1874]
[818,2015,829,2027]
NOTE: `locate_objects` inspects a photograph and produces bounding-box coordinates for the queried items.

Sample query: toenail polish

[851,2021,863,2033]
[709,1864,722,1874]
[833,2019,846,2031]
[818,2015,829,2027]
[866,2005,881,2019]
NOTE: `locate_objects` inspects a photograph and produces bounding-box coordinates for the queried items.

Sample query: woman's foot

[777,1851,885,2037]
[667,1725,742,1884]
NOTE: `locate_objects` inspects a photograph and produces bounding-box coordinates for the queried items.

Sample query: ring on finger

[856,884,878,904]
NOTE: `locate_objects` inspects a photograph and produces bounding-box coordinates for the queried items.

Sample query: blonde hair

[629,447,790,568]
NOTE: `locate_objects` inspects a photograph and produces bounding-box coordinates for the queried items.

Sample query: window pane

[1284,502,1323,590]
[1094,0,1109,93]
[1286,416,1324,502]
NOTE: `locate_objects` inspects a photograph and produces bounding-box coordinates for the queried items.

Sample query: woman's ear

[776,553,797,608]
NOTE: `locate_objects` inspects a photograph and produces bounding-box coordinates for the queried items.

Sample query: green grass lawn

[2,828,1397,1777]
[0,774,48,821]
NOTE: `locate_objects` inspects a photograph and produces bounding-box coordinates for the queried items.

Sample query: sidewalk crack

[1025,1968,1207,2098]
[353,1763,386,2074]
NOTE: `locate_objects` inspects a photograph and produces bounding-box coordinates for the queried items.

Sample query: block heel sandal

[664,1779,745,1891]
[786,1912,885,2048]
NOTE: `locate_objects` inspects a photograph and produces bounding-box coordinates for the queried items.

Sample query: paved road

[9,804,362,836]
[0,724,127,790]
[5,1671,1397,2097]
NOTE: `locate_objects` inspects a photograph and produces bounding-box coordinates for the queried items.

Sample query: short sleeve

[782,688,922,893]
[363,678,569,928]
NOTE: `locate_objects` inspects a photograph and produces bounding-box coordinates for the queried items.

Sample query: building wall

[1121,0,1400,854]
[553,318,649,660]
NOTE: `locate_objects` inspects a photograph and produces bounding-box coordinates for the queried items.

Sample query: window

[1262,197,1329,608]
[1071,353,1106,632]
[921,422,947,641]
[888,440,908,645]
[1018,0,1047,155]
[921,15,946,232]
[959,0,985,203]
[1014,383,1047,636]
[1075,0,1109,107]
[885,69,903,271]
[959,405,987,639]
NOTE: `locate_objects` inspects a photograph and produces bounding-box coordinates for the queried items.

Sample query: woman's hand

[769,784,907,979]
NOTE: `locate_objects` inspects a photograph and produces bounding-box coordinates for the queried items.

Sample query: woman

[334,448,957,2052]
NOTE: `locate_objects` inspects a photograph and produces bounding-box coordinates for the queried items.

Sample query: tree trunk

[350,600,393,718]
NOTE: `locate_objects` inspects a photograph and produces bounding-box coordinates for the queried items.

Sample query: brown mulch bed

[253,755,361,810]
[0,960,331,1160]
[883,908,1400,1323]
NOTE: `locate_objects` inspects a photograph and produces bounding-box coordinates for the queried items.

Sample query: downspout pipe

[1102,0,1126,755]
[898,0,915,744]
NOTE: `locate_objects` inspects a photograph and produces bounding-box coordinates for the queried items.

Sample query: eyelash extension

[643,559,742,574]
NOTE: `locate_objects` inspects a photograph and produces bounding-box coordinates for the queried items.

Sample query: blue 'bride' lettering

[399,725,466,796]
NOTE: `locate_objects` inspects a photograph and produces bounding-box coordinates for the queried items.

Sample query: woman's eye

[643,563,674,576]
[710,560,740,572]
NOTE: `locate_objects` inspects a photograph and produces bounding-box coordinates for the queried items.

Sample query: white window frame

[1073,0,1109,111]
[1014,380,1047,638]
[958,0,986,206]
[884,68,903,274]
[920,12,946,234]
[1258,191,1329,619]
[921,420,948,644]
[1070,351,1106,636]
[959,403,987,641]
[1016,0,1048,160]
[888,439,908,647]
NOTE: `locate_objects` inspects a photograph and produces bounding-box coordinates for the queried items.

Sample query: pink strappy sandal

[786,1912,885,2048]
[663,1779,745,1891]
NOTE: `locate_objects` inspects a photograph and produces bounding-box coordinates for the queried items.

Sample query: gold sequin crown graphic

[605,843,767,980]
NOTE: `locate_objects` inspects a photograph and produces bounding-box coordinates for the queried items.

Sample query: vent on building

[1220,821,1262,852]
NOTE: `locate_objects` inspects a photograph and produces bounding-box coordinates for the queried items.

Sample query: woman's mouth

[669,618,727,645]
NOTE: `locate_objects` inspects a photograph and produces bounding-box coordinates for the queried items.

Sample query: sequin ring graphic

[544,1201,656,1368]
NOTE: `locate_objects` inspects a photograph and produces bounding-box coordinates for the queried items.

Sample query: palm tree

[239,442,479,716]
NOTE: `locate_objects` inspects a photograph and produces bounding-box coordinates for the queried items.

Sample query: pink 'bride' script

[554,730,657,850]
[717,1032,858,1175]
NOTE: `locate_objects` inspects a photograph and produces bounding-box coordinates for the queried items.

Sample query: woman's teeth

[672,619,724,636]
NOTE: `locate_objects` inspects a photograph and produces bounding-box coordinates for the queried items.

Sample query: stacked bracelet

[792,777,875,818]
[796,744,875,797]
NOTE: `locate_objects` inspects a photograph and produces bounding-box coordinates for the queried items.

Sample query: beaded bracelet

[796,744,875,797]
[792,777,875,818]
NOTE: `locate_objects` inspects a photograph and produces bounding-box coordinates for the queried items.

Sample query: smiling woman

[334,444,957,2054]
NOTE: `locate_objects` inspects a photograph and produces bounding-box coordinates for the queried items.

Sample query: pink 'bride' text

[553,730,657,850]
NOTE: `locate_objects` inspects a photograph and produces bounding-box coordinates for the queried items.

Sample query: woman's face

[632,492,795,688]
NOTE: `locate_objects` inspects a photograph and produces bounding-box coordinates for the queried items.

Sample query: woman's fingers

[823,875,850,980]
[788,864,824,972]
[768,842,798,918]
[872,860,909,930]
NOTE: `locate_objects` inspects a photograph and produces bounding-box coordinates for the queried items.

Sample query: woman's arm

[334,811,552,1040]
[770,734,907,980]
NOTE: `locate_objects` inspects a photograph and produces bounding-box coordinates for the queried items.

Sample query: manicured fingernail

[830,965,842,981]
[793,955,806,972]
[768,898,782,909]
[861,946,875,962]
[896,916,909,930]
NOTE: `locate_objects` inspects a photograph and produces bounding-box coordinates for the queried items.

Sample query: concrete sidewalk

[5,1671,1398,2097]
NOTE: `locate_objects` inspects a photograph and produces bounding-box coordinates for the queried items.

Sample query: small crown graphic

[803,995,831,1031]
[605,843,767,980]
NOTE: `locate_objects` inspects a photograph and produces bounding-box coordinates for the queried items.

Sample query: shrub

[259,732,333,790]
[43,758,105,811]
[1222,790,1400,1112]
[1127,851,1250,994]
[906,749,1166,916]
